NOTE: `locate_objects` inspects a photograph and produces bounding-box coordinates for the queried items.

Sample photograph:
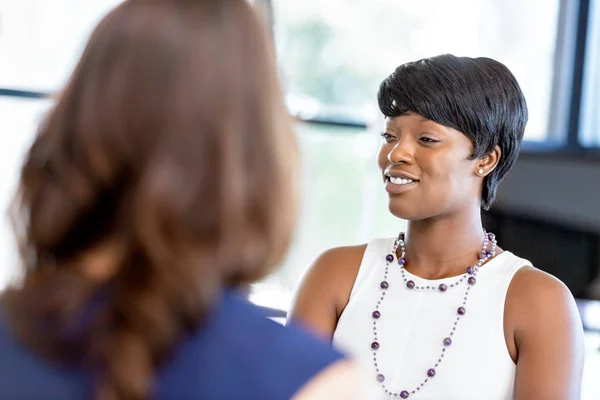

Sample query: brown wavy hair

[3,0,297,399]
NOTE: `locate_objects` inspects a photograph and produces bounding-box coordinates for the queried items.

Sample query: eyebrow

[385,115,437,126]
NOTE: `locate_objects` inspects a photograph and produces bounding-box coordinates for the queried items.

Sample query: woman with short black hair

[290,54,584,400]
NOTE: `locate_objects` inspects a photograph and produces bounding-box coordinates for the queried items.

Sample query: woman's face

[377,112,484,221]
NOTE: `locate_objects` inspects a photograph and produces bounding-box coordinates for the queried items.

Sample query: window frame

[580,0,600,148]
[268,0,600,156]
[3,0,595,154]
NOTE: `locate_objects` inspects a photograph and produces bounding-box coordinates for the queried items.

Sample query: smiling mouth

[384,174,419,194]
[387,176,416,185]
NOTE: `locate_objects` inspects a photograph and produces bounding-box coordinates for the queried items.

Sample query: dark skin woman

[290,55,584,400]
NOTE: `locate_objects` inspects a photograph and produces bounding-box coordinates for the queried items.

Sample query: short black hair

[377,54,528,210]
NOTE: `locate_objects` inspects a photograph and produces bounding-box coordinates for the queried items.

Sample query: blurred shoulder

[210,290,345,364]
[207,291,347,396]
[292,358,373,400]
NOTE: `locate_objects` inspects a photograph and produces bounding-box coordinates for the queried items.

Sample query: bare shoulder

[287,244,368,339]
[310,244,369,280]
[295,244,369,301]
[506,265,581,330]
[508,265,577,309]
[506,267,585,398]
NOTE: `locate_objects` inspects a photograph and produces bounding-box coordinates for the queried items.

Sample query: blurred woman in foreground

[0,0,365,399]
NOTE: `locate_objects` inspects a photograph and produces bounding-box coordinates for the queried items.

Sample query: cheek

[377,144,388,169]
[421,153,455,181]
[444,162,478,198]
[423,155,472,195]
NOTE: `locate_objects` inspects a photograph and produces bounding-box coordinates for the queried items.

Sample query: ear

[475,145,501,177]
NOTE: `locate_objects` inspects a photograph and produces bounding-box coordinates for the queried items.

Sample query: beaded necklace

[371,231,497,398]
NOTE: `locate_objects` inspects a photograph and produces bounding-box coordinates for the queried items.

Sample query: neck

[401,207,487,279]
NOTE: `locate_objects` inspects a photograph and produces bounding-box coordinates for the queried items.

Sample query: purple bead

[380,281,389,289]
[485,250,494,257]
[371,341,380,350]
[400,390,409,398]
[386,254,394,263]
[398,257,407,266]
[372,310,381,319]
[488,232,495,241]
[377,374,385,382]
[457,307,466,315]
[406,280,415,289]
[427,368,436,377]
[466,266,475,275]
[443,337,452,346]
[438,283,447,292]
[468,276,476,285]
[399,233,405,241]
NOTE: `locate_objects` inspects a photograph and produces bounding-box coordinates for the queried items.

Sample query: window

[273,0,560,142]
[0,97,52,289]
[0,0,123,92]
[580,0,600,147]
[0,0,122,289]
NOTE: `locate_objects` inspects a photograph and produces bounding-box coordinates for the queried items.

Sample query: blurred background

[0,0,599,397]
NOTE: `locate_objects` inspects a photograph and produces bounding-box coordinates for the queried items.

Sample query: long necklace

[371,231,497,398]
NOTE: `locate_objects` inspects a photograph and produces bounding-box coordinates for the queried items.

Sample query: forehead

[384,112,446,130]
[385,112,456,133]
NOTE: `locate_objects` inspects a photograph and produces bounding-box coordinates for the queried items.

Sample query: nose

[387,138,414,164]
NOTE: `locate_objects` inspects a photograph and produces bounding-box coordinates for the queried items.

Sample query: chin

[387,198,434,221]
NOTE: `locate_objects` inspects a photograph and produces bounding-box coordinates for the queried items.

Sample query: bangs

[377,58,475,137]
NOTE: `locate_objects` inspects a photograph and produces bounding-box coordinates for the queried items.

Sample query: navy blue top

[0,290,344,399]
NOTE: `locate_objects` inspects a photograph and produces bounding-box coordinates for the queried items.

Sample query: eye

[380,132,395,142]
[419,136,440,144]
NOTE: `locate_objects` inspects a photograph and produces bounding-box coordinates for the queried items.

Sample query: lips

[383,170,419,194]
[383,168,420,182]
[388,176,415,185]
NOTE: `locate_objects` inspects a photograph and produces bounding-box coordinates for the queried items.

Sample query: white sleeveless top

[333,237,531,400]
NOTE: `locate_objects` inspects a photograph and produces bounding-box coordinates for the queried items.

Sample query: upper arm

[287,245,366,341]
[508,267,585,400]
[291,359,374,400]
